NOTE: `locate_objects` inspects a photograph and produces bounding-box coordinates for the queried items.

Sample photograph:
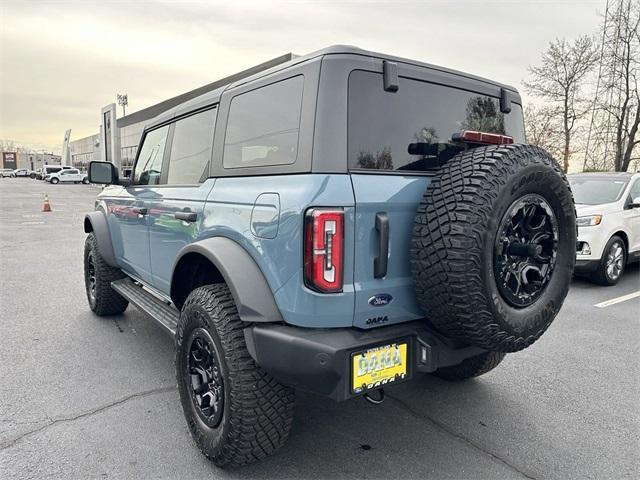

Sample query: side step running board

[111,278,179,335]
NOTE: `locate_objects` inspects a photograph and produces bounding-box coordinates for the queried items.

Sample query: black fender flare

[171,237,284,323]
[84,211,118,267]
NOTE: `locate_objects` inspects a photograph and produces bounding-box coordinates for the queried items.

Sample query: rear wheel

[84,233,128,315]
[411,145,576,352]
[176,284,295,468]
[591,235,626,286]
[434,352,506,381]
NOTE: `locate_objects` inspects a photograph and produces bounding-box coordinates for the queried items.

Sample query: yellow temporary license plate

[351,342,408,394]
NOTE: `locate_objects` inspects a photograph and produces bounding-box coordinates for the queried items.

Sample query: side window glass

[166,108,216,184]
[134,125,169,185]
[223,75,304,168]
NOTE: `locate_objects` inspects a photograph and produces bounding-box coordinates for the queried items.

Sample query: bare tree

[597,0,640,172]
[523,104,564,160]
[524,36,599,172]
[0,139,16,152]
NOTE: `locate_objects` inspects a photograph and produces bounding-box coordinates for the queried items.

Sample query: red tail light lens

[453,130,514,145]
[304,208,344,293]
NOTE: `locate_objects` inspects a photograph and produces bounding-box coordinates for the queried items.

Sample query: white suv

[569,172,640,285]
[47,168,89,185]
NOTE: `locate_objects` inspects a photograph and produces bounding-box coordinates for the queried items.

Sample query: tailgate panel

[350,173,431,328]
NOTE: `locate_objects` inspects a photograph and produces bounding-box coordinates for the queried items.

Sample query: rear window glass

[348,70,525,172]
[223,76,304,169]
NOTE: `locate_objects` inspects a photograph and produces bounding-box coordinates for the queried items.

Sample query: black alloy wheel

[493,194,559,308]
[86,251,97,302]
[186,327,224,428]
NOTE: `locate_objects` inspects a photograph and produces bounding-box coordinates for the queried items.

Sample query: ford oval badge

[368,294,393,307]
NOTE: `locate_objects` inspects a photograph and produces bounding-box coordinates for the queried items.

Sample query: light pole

[117,93,128,117]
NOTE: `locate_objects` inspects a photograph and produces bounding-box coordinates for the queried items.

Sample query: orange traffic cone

[42,194,52,212]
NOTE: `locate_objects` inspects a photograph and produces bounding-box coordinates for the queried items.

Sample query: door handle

[374,212,389,279]
[132,207,147,215]
[174,210,197,223]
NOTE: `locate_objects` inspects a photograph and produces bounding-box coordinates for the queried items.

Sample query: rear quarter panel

[202,174,356,328]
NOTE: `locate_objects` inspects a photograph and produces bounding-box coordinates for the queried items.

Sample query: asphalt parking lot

[0,178,638,480]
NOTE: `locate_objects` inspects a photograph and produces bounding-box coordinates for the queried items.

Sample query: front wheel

[50,177,59,184]
[176,284,295,468]
[82,177,90,184]
[591,235,626,286]
[84,233,128,315]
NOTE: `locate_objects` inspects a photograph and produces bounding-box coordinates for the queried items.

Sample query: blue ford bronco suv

[84,46,576,467]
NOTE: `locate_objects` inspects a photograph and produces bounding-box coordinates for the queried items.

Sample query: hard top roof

[139,44,521,130]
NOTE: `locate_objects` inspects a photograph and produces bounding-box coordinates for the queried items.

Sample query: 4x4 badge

[368,294,393,307]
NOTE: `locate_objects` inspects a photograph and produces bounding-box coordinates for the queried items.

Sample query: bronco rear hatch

[347,69,525,328]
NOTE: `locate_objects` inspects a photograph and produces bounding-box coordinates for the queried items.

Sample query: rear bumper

[244,321,485,401]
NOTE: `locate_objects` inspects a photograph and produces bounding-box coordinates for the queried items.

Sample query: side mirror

[630,196,640,209]
[88,161,119,185]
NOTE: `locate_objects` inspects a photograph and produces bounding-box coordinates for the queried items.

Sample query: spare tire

[411,144,575,352]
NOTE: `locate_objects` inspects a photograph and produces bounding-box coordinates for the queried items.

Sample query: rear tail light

[304,208,344,293]
[452,130,514,145]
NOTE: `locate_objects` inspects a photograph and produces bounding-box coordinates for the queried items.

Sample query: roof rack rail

[117,52,296,128]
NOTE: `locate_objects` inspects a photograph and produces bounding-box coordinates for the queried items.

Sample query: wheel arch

[84,211,118,267]
[170,237,284,323]
[611,230,629,252]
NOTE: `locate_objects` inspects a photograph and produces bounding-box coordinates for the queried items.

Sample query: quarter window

[133,125,169,185]
[166,108,216,184]
[223,76,304,168]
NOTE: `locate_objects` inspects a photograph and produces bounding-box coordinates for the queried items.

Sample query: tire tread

[176,284,295,468]
[410,144,575,352]
[84,233,128,316]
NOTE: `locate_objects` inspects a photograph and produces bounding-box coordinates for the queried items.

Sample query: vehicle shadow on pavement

[572,262,639,289]
[229,375,533,480]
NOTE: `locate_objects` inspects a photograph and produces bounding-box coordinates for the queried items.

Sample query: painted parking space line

[594,291,640,308]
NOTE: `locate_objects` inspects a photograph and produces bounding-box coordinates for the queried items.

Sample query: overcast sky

[1,0,605,153]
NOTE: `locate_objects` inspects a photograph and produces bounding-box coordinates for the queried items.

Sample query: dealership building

[65,54,293,174]
[0,150,61,171]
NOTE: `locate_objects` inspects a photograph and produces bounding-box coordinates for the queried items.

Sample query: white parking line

[594,291,640,308]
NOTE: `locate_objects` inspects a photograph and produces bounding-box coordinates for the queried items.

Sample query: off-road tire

[83,233,128,315]
[434,352,506,381]
[590,235,627,286]
[176,284,295,468]
[411,144,576,352]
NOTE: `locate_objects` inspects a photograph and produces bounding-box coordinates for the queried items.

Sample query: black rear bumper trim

[244,321,485,401]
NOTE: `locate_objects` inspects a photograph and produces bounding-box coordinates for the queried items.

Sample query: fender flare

[172,237,284,323]
[84,211,118,267]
